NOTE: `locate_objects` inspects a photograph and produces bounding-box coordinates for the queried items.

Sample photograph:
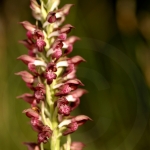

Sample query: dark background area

[0,0,150,149]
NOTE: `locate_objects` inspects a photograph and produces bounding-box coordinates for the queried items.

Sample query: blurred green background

[1,0,150,149]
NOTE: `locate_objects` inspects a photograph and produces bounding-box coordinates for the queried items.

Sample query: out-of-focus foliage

[0,0,150,149]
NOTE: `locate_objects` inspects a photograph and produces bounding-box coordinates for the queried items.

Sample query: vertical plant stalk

[16,0,91,150]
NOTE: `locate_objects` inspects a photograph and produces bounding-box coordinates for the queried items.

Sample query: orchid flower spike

[16,0,91,150]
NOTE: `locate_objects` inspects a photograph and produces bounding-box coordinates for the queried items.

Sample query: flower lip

[45,70,57,85]
[38,125,53,144]
[36,39,46,52]
[47,62,57,72]
[58,103,71,116]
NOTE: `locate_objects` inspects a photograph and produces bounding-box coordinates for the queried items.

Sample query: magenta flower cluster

[16,0,91,150]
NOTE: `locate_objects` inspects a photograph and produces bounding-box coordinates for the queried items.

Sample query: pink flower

[58,115,91,135]
[31,117,43,132]
[48,24,74,40]
[38,125,53,143]
[45,70,57,84]
[47,4,74,23]
[57,97,71,116]
[36,38,46,52]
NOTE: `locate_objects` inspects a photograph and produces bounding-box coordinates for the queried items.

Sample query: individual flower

[58,115,91,135]
[38,125,53,143]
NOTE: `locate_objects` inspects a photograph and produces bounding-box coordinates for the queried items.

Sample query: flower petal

[15,71,34,83]
[24,142,40,150]
[17,55,35,64]
[20,21,36,33]
[17,93,35,104]
[70,142,85,150]
[68,56,86,65]
[23,108,39,118]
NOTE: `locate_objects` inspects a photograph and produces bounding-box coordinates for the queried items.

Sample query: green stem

[41,101,48,125]
[45,83,54,115]
[66,135,71,150]
[40,143,44,150]
[50,129,60,150]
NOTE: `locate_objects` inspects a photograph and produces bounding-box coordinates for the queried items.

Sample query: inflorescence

[16,0,91,150]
